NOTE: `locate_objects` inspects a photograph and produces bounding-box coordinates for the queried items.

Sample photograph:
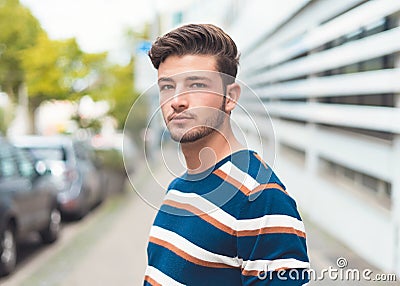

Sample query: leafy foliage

[106,61,137,128]
[0,0,42,96]
[1,0,149,137]
[0,106,13,134]
[21,33,108,110]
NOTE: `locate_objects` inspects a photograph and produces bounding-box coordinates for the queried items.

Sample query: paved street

[0,148,398,285]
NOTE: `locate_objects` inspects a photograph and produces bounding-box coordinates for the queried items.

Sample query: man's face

[157,54,227,143]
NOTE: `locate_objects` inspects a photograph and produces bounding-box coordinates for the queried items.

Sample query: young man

[144,24,309,285]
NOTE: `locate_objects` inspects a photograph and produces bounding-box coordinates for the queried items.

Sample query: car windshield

[25,147,66,161]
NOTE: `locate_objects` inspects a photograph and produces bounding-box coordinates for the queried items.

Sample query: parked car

[90,132,138,196]
[12,136,104,220]
[0,137,61,276]
[91,132,138,175]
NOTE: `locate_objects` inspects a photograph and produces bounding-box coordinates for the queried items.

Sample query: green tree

[21,33,108,115]
[0,104,14,134]
[0,0,42,97]
[106,60,140,129]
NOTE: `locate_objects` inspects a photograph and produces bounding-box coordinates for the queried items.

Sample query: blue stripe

[242,269,309,285]
[239,188,302,220]
[238,233,309,261]
[155,205,237,257]
[148,242,242,286]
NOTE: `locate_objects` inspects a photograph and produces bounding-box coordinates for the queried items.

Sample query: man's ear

[225,83,241,113]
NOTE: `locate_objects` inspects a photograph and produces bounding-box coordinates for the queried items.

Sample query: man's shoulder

[214,149,286,193]
[167,176,183,191]
[165,149,290,205]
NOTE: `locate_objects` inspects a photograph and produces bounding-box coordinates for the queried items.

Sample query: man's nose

[170,89,189,112]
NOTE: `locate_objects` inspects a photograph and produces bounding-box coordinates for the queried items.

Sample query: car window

[0,145,18,179]
[26,147,66,161]
[15,149,35,178]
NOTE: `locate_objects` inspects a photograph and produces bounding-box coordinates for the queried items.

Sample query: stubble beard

[169,98,227,143]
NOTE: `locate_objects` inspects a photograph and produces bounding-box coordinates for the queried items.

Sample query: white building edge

[148,0,400,275]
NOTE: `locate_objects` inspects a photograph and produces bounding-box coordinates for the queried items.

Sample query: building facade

[228,0,400,275]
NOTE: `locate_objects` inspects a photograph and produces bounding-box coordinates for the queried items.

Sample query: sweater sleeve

[237,187,310,285]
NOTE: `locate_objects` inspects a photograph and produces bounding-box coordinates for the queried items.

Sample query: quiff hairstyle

[148,24,240,85]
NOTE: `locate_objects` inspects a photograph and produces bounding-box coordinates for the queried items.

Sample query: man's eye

[190,83,207,88]
[160,85,174,91]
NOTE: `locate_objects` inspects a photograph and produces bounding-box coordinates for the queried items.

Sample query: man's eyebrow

[158,77,175,84]
[185,76,212,82]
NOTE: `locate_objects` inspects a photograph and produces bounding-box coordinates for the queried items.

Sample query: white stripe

[145,266,185,286]
[219,161,260,190]
[166,190,305,233]
[150,226,242,268]
[243,258,310,272]
[166,190,237,227]
[236,215,306,233]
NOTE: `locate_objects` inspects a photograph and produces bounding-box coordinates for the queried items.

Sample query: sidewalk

[60,150,178,286]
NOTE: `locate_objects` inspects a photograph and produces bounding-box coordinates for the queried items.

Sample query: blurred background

[0,0,399,285]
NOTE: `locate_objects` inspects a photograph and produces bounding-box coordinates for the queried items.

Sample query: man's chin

[170,128,214,143]
[170,134,201,143]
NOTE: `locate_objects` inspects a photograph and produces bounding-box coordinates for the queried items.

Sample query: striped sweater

[144,149,309,285]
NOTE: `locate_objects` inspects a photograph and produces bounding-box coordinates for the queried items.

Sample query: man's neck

[180,127,244,174]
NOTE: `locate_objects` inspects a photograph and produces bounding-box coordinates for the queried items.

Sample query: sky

[20,0,189,64]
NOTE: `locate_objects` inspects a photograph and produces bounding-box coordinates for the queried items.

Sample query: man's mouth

[168,114,194,123]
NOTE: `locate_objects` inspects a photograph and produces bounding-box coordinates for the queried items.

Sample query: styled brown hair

[148,24,240,83]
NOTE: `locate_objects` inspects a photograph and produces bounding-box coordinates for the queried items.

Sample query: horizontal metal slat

[274,120,393,182]
[232,0,311,56]
[245,26,400,86]
[245,102,400,134]
[243,0,400,72]
[241,0,362,66]
[252,69,400,98]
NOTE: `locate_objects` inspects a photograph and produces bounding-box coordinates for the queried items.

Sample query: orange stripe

[149,236,237,269]
[241,267,292,277]
[163,200,305,239]
[237,226,306,238]
[214,169,288,197]
[144,275,162,286]
[250,183,289,196]
[213,169,251,195]
[253,153,268,170]
[164,200,237,236]
[164,199,205,216]
[241,269,260,277]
